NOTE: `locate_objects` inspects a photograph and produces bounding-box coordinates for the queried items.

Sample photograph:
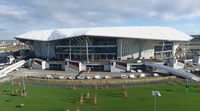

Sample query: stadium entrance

[49,64,62,70]
[86,64,104,71]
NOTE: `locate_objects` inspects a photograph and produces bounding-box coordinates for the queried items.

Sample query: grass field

[0,80,200,111]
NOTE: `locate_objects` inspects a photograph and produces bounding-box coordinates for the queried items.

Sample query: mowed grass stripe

[0,80,200,111]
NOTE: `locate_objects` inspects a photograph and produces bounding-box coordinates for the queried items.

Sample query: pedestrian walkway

[0,60,26,78]
[144,62,200,81]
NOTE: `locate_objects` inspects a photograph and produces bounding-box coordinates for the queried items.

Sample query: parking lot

[10,68,77,79]
[9,67,166,81]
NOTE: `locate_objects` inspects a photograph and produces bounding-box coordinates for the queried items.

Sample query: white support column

[69,39,71,60]
[120,39,123,60]
[172,42,175,58]
[86,38,89,63]
[161,41,165,60]
[139,40,142,58]
[47,42,50,61]
[172,42,180,58]
[187,41,190,53]
[68,39,72,60]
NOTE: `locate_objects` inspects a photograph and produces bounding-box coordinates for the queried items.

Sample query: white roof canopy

[15,26,193,41]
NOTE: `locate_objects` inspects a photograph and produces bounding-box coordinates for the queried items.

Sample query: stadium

[0,26,200,111]
[15,26,192,72]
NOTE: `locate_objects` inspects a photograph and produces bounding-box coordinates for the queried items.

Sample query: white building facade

[15,26,192,71]
[16,26,192,62]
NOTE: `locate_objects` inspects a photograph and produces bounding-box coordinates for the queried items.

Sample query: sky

[0,0,200,40]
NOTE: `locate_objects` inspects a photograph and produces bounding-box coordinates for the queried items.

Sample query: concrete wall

[81,64,86,71]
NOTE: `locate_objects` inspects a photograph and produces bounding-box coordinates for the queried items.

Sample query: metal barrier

[12,76,176,89]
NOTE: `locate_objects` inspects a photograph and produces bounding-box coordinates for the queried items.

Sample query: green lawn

[0,81,200,111]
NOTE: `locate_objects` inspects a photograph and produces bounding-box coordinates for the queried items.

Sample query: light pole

[186,79,189,94]
[22,76,26,98]
[152,90,161,111]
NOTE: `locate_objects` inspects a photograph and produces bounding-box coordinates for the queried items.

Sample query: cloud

[0,28,6,32]
[0,5,26,17]
[0,0,200,39]
[172,23,200,35]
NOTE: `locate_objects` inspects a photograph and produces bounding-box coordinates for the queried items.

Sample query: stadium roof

[15,26,193,41]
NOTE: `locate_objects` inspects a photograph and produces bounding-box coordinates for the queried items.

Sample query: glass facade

[55,37,117,61]
[154,41,173,59]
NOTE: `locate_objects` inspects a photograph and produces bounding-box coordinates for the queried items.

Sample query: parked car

[46,75,54,79]
[95,75,102,79]
[68,76,75,80]
[59,76,66,79]
[137,69,143,73]
[185,70,191,73]
[121,74,128,79]
[129,74,136,78]
[130,70,136,72]
[104,75,111,79]
[139,73,145,78]
[0,66,4,70]
[153,73,159,77]
[86,76,93,79]
[76,76,85,80]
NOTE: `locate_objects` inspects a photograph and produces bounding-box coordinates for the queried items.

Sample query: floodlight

[157,91,161,96]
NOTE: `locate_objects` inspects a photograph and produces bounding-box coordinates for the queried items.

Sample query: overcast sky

[0,0,200,39]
